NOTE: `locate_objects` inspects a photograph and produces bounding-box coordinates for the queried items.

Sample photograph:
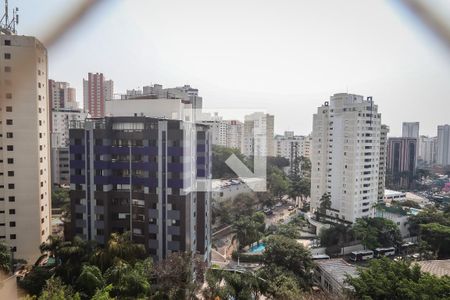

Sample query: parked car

[288,205,295,211]
[275,202,282,208]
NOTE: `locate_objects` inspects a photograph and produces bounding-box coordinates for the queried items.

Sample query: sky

[12,0,450,136]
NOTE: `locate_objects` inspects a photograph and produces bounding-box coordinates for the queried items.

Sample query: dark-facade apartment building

[69,116,211,263]
[386,137,417,189]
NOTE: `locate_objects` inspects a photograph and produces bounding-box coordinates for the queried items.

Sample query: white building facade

[418,135,437,166]
[242,112,274,157]
[0,33,51,263]
[402,122,419,139]
[310,93,382,223]
[51,109,86,186]
[437,125,450,166]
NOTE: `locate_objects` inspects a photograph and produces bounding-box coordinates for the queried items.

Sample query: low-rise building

[384,189,407,203]
[211,178,258,204]
[313,259,358,297]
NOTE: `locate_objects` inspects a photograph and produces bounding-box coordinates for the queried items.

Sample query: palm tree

[91,232,146,271]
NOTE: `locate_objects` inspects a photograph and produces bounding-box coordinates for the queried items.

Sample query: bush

[231,251,263,263]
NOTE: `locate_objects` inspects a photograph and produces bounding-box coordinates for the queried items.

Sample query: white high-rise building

[310,93,382,223]
[418,135,437,166]
[273,131,308,160]
[50,109,87,186]
[242,112,274,157]
[402,122,420,139]
[0,32,51,263]
[378,125,389,202]
[437,125,450,166]
[198,113,243,150]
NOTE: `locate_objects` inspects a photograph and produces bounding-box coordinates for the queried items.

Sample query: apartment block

[418,135,437,166]
[69,117,212,263]
[51,109,87,186]
[242,112,274,157]
[402,122,419,139]
[437,125,450,166]
[0,33,51,263]
[83,73,113,118]
[274,131,308,161]
[378,125,389,202]
[48,80,78,110]
[386,137,417,188]
[310,93,382,223]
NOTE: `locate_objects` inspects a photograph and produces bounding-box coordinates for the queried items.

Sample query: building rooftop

[315,259,358,287]
[415,260,450,277]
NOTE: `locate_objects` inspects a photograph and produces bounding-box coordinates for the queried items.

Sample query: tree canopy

[352,217,402,250]
[347,257,450,300]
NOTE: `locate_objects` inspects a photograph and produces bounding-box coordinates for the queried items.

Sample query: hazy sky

[15,0,450,136]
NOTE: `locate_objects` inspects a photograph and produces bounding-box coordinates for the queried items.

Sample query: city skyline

[16,0,450,137]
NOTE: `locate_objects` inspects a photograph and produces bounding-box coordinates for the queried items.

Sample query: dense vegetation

[346,258,450,300]
[11,233,205,299]
[409,207,450,257]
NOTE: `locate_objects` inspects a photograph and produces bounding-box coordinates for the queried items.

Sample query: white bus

[374,247,396,257]
[349,250,374,262]
[312,254,330,260]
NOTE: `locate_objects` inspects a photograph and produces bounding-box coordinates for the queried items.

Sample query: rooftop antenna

[0,0,19,35]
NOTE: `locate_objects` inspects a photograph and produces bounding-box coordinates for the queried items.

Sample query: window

[4,40,11,46]
[4,66,11,72]
[6,93,12,99]
[8,171,14,177]
[7,158,13,164]
[8,196,15,202]
[7,145,13,151]
[6,106,12,112]
[4,53,10,59]
[8,184,14,189]
[10,234,16,239]
[9,209,15,214]
[9,222,15,227]
[6,119,12,125]
[6,133,13,138]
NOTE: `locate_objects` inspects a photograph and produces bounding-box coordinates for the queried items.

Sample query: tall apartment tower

[437,125,450,166]
[386,137,417,188]
[378,125,389,202]
[242,113,275,157]
[418,135,437,166]
[310,93,382,223]
[0,33,51,263]
[83,73,113,118]
[69,117,212,263]
[402,122,419,139]
[48,80,78,110]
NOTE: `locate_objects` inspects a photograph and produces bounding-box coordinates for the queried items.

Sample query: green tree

[353,217,402,250]
[263,235,313,288]
[76,265,105,299]
[38,276,81,300]
[268,170,289,202]
[104,260,151,299]
[0,241,11,273]
[91,232,146,271]
[233,212,265,249]
[264,272,302,300]
[212,145,249,179]
[91,284,115,300]
[319,224,354,247]
[18,266,54,296]
[420,223,450,257]
[153,252,204,299]
[346,257,450,300]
